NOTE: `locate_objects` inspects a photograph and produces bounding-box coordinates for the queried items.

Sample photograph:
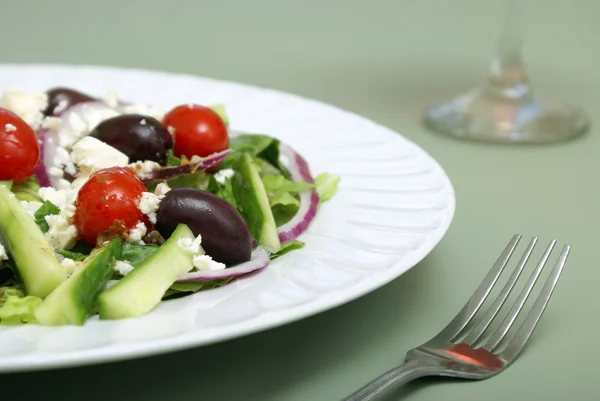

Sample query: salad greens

[0,99,340,326]
[34,201,60,233]
[0,288,42,325]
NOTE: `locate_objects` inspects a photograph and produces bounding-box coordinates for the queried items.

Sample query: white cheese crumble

[38,187,72,209]
[59,258,78,275]
[0,243,8,260]
[121,103,165,121]
[192,254,226,271]
[103,90,119,108]
[20,200,43,218]
[56,103,119,149]
[137,192,161,225]
[129,160,161,179]
[140,119,147,125]
[128,221,147,244]
[37,184,80,251]
[41,116,62,131]
[114,260,134,276]
[4,123,16,132]
[214,168,235,184]
[44,213,78,250]
[154,182,171,198]
[71,136,129,170]
[177,234,202,254]
[53,99,69,115]
[0,89,48,129]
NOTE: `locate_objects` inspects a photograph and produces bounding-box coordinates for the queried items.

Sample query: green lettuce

[0,295,42,325]
[270,240,305,259]
[314,172,340,202]
[34,201,60,233]
[122,243,160,267]
[11,176,42,202]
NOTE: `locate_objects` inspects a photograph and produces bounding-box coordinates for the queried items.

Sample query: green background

[0,0,597,399]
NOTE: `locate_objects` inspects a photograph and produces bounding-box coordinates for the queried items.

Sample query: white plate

[0,64,455,372]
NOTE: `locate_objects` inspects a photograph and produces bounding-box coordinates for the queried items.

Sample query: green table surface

[1,0,598,400]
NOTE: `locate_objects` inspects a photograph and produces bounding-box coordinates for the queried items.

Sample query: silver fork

[343,235,571,401]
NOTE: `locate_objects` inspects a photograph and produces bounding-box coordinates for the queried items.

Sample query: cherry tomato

[0,108,40,184]
[163,104,229,160]
[74,167,149,245]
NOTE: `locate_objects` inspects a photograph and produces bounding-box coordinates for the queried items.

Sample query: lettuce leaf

[207,175,237,208]
[0,295,42,325]
[11,176,42,202]
[121,243,160,267]
[270,240,305,259]
[34,201,60,233]
[0,286,24,303]
[314,172,340,202]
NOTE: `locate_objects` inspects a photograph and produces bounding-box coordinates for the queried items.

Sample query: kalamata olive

[89,114,173,163]
[155,188,252,265]
[43,87,96,116]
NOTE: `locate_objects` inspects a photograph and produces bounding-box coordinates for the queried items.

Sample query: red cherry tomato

[74,167,149,245]
[0,108,40,184]
[163,104,229,160]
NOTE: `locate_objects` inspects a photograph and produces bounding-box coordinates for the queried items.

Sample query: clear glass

[422,0,590,143]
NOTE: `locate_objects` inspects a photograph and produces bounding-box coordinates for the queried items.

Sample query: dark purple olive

[44,87,96,116]
[156,188,252,265]
[89,114,173,163]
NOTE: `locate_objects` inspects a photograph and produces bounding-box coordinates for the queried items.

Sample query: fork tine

[440,234,521,341]
[482,240,556,351]
[500,244,570,359]
[463,237,537,346]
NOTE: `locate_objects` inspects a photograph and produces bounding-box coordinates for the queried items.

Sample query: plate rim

[0,62,456,372]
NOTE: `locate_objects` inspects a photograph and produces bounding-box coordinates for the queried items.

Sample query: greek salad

[0,87,339,326]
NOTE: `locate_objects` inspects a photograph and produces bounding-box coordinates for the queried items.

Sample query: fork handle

[342,359,436,401]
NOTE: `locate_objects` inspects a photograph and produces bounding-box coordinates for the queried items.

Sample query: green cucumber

[35,237,122,326]
[0,185,67,297]
[232,152,281,251]
[97,224,196,320]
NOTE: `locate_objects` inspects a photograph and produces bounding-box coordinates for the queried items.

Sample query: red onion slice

[176,246,270,282]
[33,135,52,188]
[277,143,320,243]
[138,149,234,182]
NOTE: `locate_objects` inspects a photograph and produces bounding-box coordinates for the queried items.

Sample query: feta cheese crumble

[59,258,78,275]
[4,123,16,132]
[44,213,78,250]
[177,234,202,254]
[103,90,119,108]
[137,192,161,224]
[121,103,165,121]
[214,168,235,184]
[154,182,171,198]
[38,186,72,209]
[53,99,69,115]
[0,243,8,261]
[129,160,161,179]
[114,260,134,276]
[20,200,43,218]
[71,136,129,170]
[128,221,147,244]
[0,89,48,129]
[192,254,226,271]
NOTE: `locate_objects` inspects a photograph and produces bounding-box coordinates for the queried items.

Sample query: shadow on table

[0,247,447,401]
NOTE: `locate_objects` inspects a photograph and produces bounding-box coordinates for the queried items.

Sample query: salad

[0,87,339,326]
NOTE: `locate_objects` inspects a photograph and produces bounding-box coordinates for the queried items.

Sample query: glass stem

[486,0,532,100]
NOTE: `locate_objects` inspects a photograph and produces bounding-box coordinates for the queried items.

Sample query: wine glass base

[423,89,591,144]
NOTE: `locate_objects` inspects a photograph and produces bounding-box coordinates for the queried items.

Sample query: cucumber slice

[97,224,196,320]
[232,152,281,251]
[35,237,122,326]
[0,185,67,298]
